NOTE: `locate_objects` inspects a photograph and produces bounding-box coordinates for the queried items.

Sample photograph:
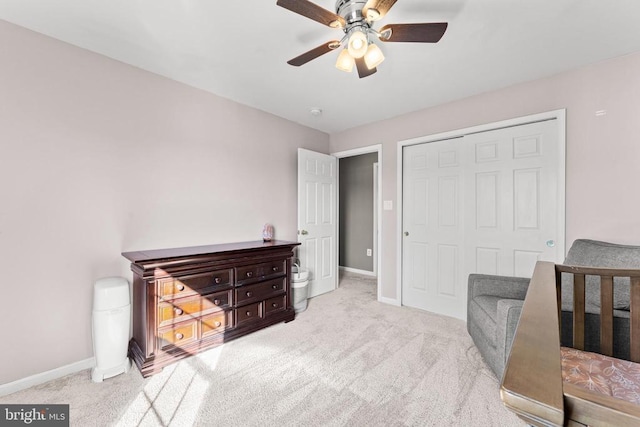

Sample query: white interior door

[298,148,337,298]
[401,119,563,320]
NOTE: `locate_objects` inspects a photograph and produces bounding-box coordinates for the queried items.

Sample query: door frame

[395,109,566,307]
[332,144,383,301]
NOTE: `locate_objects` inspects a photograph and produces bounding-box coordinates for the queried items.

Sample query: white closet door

[402,119,562,320]
[464,120,561,280]
[402,137,466,318]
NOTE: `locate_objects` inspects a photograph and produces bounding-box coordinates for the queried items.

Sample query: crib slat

[631,277,640,362]
[556,269,562,338]
[573,274,586,350]
[600,276,614,356]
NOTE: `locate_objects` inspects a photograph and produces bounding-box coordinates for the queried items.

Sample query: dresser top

[122,240,300,264]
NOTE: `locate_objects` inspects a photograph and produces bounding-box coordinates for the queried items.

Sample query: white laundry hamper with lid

[291,265,309,313]
[91,277,132,382]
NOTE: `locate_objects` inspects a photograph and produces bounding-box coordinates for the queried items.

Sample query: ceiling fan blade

[379,22,448,43]
[355,57,377,79]
[277,0,345,28]
[363,0,398,21]
[287,41,341,67]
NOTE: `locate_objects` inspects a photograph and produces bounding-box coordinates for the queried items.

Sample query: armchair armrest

[468,273,530,300]
[496,299,525,369]
[500,261,564,427]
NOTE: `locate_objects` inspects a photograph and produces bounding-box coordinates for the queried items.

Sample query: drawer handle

[214,277,221,284]
[246,271,253,278]
[213,299,221,305]
[272,284,278,289]
[175,333,184,340]
[246,291,253,297]
[214,321,221,327]
[176,284,185,291]
[272,302,278,308]
[174,308,183,315]
[246,311,252,317]
[272,266,279,272]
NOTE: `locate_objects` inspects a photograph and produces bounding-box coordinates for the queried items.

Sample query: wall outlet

[366,249,372,257]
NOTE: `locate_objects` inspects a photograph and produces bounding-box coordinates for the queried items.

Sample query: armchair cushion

[562,239,640,310]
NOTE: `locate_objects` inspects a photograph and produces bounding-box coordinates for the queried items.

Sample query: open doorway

[333,145,382,298]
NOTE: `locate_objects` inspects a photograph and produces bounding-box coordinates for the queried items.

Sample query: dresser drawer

[236,302,262,327]
[235,260,286,284]
[201,311,232,338]
[158,269,232,299]
[235,277,285,305]
[157,290,232,327]
[265,295,286,315]
[158,321,198,350]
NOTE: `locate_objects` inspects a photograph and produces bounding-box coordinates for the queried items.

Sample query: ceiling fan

[276,0,448,78]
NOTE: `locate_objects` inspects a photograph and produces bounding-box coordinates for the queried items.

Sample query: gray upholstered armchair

[467,239,640,379]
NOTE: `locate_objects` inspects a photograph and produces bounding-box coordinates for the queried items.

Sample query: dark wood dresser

[122,240,300,377]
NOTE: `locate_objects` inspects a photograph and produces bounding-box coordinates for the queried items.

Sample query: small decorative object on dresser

[122,240,300,377]
[262,223,274,242]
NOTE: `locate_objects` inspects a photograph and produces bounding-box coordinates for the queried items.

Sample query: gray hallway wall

[339,152,378,272]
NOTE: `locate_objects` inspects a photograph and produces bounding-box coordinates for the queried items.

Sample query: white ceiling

[2,0,640,134]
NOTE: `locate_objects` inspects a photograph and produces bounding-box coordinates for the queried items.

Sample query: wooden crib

[500,261,640,426]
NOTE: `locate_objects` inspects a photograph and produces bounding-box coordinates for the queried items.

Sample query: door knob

[299,230,309,235]
[546,240,555,248]
[404,231,409,236]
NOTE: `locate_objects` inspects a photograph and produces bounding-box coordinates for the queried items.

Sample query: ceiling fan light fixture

[278,0,449,78]
[335,49,355,72]
[364,43,385,69]
[347,29,368,59]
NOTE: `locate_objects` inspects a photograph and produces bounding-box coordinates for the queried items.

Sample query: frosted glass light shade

[366,8,381,21]
[364,43,385,69]
[347,30,368,58]
[335,49,354,72]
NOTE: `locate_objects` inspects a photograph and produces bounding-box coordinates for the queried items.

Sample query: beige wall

[3,16,640,386]
[330,52,640,302]
[0,21,329,385]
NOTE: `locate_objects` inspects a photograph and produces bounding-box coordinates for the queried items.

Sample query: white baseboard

[0,357,95,397]
[378,296,401,306]
[339,266,376,277]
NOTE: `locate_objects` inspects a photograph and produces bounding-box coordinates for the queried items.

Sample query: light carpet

[1,273,523,426]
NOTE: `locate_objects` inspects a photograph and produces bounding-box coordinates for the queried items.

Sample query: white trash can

[291,266,309,313]
[91,277,132,382]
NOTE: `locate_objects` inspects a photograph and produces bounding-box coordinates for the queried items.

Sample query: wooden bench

[500,261,640,426]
